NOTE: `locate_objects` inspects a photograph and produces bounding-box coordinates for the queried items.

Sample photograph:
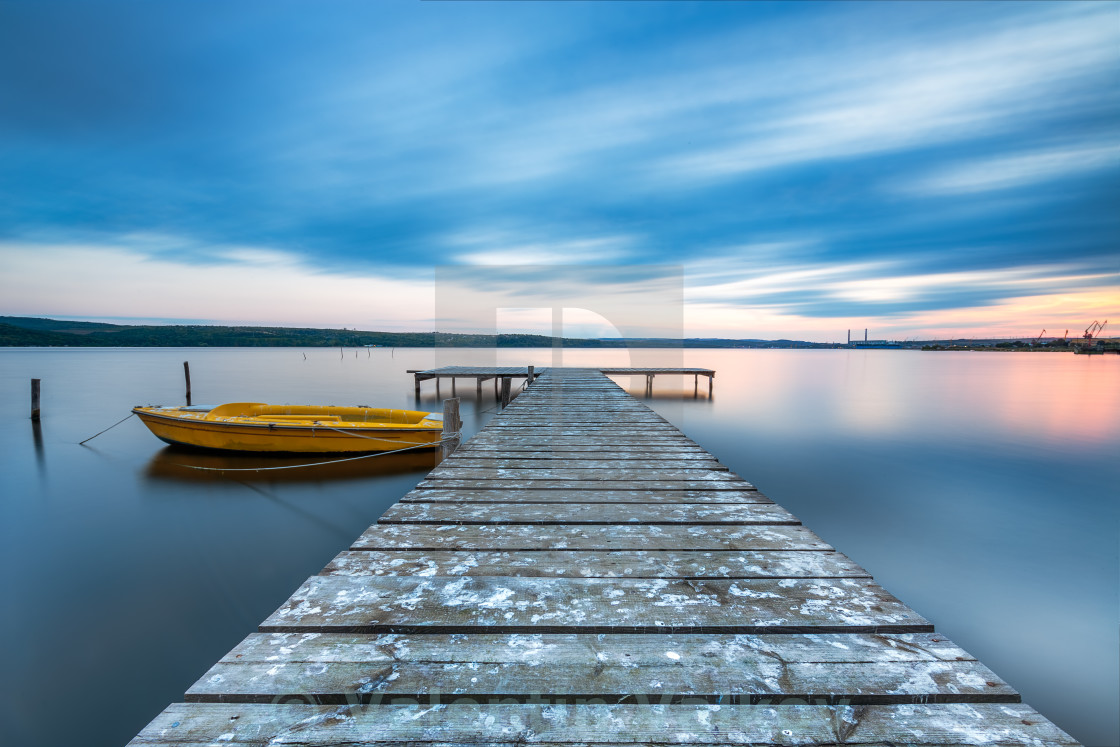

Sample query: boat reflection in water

[145,443,442,484]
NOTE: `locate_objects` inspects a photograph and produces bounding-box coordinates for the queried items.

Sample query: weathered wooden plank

[453,455,722,465]
[469,429,691,437]
[423,467,743,480]
[131,703,1078,746]
[464,439,703,448]
[499,406,662,411]
[500,401,656,406]
[466,438,701,446]
[459,445,713,455]
[418,479,757,491]
[518,396,617,400]
[216,631,968,665]
[322,549,869,579]
[503,401,651,404]
[474,417,678,424]
[497,407,665,413]
[378,502,797,525]
[186,632,1015,705]
[401,488,767,504]
[493,416,670,423]
[481,427,684,434]
[259,575,930,634]
[500,404,653,409]
[449,447,707,456]
[501,403,656,408]
[351,524,826,551]
[436,458,727,470]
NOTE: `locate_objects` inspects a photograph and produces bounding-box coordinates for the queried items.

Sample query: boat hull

[133,405,444,454]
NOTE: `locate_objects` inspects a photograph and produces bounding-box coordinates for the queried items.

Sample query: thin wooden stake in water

[183,362,192,406]
[31,378,41,421]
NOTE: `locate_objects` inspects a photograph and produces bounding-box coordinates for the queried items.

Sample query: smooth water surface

[1,348,1116,746]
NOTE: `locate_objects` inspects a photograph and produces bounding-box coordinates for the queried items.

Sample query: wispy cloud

[656,4,1119,183]
[444,230,634,266]
[902,141,1120,196]
[686,252,1119,321]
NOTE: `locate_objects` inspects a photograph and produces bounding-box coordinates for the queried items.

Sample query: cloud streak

[903,141,1120,196]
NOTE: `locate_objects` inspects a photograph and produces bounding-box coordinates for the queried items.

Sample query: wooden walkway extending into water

[130,368,1077,745]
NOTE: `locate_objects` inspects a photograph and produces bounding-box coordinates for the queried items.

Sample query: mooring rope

[79,412,136,446]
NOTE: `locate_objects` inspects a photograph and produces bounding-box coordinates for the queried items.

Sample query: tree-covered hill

[0,317,623,348]
[0,316,841,348]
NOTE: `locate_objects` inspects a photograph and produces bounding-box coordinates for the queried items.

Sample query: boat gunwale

[132,407,444,433]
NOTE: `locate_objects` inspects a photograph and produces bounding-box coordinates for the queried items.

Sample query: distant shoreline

[1,316,1109,352]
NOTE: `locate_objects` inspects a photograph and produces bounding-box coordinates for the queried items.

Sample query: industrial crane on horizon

[1083,320,1109,339]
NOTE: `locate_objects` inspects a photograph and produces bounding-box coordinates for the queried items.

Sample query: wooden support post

[527,365,535,385]
[494,376,499,400]
[476,378,482,397]
[436,378,440,398]
[451,377,456,397]
[500,377,511,408]
[30,378,41,421]
[414,376,421,398]
[442,397,461,435]
[694,374,699,398]
[441,397,460,457]
[441,397,461,455]
[183,361,192,406]
[708,373,713,396]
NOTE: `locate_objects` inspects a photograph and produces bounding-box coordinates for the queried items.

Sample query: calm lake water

[1,347,1117,746]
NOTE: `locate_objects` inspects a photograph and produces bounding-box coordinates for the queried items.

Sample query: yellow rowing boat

[132,403,444,453]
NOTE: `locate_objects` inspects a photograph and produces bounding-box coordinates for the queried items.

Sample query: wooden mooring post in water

[131,365,1077,746]
[30,378,40,421]
[441,397,461,455]
[183,361,192,406]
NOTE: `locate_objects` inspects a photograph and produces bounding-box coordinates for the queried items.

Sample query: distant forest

[0,316,830,348]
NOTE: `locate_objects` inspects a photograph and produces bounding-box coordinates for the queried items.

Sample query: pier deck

[130,368,1077,745]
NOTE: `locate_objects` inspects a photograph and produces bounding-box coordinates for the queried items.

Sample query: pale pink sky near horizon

[1,240,1114,342]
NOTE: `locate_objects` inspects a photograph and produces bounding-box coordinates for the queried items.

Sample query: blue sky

[0,0,1117,341]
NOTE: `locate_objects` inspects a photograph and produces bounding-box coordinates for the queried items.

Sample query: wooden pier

[409,366,716,398]
[130,368,1077,745]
